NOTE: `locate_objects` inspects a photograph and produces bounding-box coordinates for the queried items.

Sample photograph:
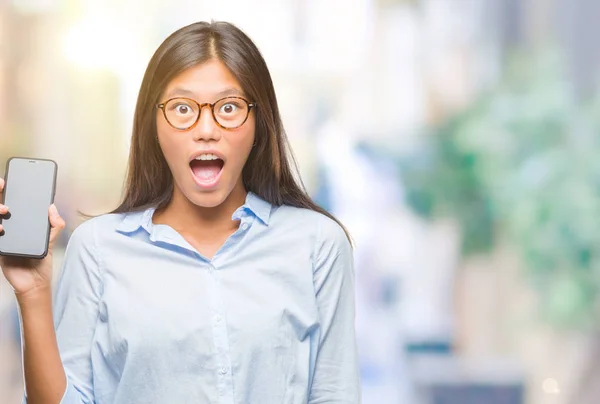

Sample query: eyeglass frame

[156,96,257,131]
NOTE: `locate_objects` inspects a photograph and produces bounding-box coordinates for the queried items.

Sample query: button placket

[205,261,234,403]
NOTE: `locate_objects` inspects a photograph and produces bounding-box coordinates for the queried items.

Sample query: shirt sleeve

[309,217,361,404]
[23,219,102,404]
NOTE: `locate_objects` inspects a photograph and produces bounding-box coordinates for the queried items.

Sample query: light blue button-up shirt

[23,192,360,403]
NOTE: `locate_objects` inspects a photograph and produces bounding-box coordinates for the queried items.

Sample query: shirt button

[215,315,222,322]
[241,223,249,230]
[219,366,229,375]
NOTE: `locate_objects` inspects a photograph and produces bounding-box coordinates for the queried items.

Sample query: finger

[0,179,4,213]
[49,204,65,230]
[48,204,65,247]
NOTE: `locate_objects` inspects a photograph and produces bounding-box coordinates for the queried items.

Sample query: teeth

[195,154,220,161]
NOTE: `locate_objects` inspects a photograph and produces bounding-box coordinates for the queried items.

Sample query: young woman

[0,21,360,404]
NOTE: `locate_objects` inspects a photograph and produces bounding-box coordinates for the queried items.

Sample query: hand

[0,177,66,298]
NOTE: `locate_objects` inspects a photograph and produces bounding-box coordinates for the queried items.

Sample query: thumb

[48,204,66,247]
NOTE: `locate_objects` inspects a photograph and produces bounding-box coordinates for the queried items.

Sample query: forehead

[162,60,244,100]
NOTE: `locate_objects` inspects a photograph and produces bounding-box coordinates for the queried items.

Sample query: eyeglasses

[156,96,256,131]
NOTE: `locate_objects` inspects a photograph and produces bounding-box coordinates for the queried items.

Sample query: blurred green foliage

[400,51,600,329]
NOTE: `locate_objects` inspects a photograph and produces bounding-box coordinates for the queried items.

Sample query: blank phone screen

[0,158,57,258]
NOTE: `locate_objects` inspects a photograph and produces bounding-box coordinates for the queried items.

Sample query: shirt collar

[242,191,272,225]
[115,207,155,234]
[116,191,272,234]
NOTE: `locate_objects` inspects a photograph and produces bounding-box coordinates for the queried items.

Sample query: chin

[185,188,231,208]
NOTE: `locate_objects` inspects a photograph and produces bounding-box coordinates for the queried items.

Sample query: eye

[167,100,196,116]
[219,102,239,114]
[174,104,192,115]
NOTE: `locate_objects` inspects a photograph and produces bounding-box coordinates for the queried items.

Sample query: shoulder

[272,205,351,254]
[67,212,131,247]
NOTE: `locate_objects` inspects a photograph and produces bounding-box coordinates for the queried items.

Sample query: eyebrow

[215,88,245,98]
[165,87,245,100]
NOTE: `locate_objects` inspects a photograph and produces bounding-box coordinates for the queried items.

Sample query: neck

[154,184,247,234]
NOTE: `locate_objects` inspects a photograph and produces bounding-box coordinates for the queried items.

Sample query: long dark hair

[112,21,351,242]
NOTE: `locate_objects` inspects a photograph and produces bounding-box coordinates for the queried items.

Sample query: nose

[192,105,221,142]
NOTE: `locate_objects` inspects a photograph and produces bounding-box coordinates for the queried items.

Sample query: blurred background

[1,0,600,403]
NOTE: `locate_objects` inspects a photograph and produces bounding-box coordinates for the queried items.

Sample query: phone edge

[0,157,58,260]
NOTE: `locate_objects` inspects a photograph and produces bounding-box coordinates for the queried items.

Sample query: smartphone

[0,157,58,259]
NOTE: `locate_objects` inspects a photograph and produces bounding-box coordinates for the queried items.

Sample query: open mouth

[189,154,225,187]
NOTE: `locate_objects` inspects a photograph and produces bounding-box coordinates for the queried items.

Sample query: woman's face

[156,59,255,208]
